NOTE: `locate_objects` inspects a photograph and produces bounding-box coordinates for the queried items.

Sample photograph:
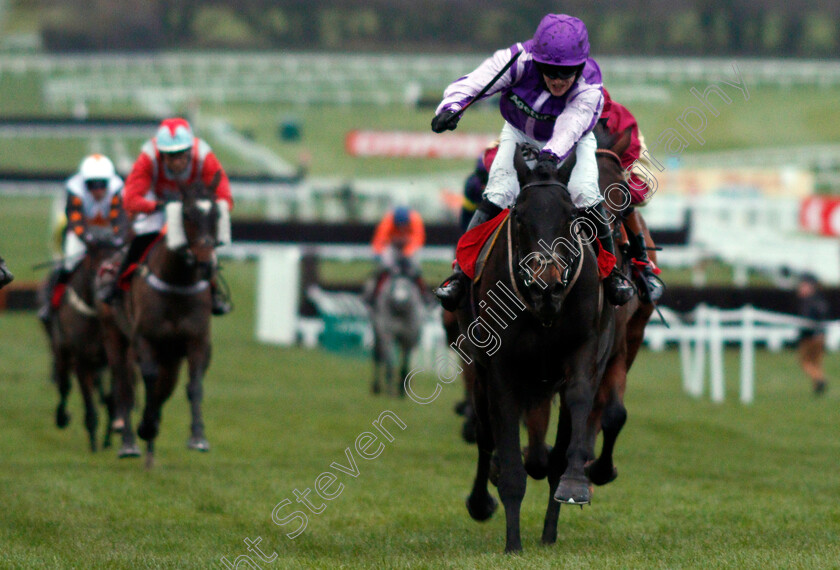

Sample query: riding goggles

[536,62,581,80]
[85,179,108,191]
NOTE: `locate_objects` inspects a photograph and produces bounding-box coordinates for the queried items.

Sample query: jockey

[0,256,12,289]
[39,154,126,323]
[600,88,664,303]
[431,13,634,311]
[105,118,234,315]
[364,206,427,302]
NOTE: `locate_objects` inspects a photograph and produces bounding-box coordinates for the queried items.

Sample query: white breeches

[483,122,602,210]
[63,231,86,271]
[132,211,165,236]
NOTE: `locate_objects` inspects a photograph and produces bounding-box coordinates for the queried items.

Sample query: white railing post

[709,307,725,403]
[688,304,707,398]
[739,305,756,404]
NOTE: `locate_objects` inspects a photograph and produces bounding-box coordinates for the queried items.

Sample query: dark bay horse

[44,229,121,452]
[117,174,220,467]
[370,255,424,396]
[457,147,615,552]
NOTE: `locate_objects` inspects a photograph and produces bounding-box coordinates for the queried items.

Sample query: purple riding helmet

[531,14,590,67]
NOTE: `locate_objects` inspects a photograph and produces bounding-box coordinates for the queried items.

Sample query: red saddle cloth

[455,209,618,281]
[455,210,509,280]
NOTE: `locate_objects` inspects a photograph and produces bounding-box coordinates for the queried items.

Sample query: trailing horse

[584,123,657,485]
[457,146,615,552]
[112,174,220,467]
[370,254,424,397]
[43,229,121,452]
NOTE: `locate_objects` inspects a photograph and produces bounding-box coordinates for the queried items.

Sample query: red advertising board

[800,196,840,236]
[345,130,496,159]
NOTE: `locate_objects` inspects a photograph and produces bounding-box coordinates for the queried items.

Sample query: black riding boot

[629,231,664,304]
[101,233,156,304]
[589,203,634,306]
[0,256,13,289]
[435,200,502,311]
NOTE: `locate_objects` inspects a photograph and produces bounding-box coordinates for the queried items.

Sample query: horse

[514,125,659,498]
[43,227,122,452]
[370,253,424,397]
[114,174,220,467]
[457,145,615,552]
[583,122,657,485]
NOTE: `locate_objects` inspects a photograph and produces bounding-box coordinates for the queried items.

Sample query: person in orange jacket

[365,206,427,302]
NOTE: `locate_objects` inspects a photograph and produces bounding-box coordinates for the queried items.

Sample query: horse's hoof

[56,409,70,429]
[585,460,618,486]
[102,438,112,450]
[466,493,497,521]
[371,383,381,395]
[454,400,468,416]
[187,437,210,452]
[118,443,141,458]
[137,422,157,442]
[554,477,591,505]
[111,418,125,431]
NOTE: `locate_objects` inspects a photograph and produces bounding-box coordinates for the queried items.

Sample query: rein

[595,148,623,168]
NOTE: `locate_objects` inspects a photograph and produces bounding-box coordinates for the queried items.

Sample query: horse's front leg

[101,322,139,457]
[371,333,385,395]
[523,398,551,480]
[76,362,99,452]
[53,347,72,429]
[136,339,180,467]
[466,368,497,522]
[554,362,597,505]
[489,370,527,553]
[186,336,212,451]
[542,398,571,545]
[586,357,626,486]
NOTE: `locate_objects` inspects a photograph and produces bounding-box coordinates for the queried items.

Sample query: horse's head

[81,226,123,269]
[165,172,222,269]
[509,144,582,322]
[594,120,632,215]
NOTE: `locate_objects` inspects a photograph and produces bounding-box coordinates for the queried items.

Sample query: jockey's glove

[536,151,560,168]
[431,110,460,133]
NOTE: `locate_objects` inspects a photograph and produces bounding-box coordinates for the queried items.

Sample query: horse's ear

[513,143,531,185]
[611,127,633,157]
[209,171,222,193]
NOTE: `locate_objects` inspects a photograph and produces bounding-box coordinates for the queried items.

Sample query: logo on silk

[506,93,555,122]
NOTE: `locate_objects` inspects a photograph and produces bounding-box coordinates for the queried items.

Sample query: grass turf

[1,259,839,568]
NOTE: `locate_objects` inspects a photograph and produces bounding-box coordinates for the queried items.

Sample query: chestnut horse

[115,174,220,467]
[458,146,615,552]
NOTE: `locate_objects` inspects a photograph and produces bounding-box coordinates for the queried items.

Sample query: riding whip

[451,50,522,121]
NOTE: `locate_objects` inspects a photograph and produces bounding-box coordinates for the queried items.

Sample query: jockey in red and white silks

[112,118,235,315]
[123,118,233,239]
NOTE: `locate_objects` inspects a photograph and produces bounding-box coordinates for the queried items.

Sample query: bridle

[506,180,586,323]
